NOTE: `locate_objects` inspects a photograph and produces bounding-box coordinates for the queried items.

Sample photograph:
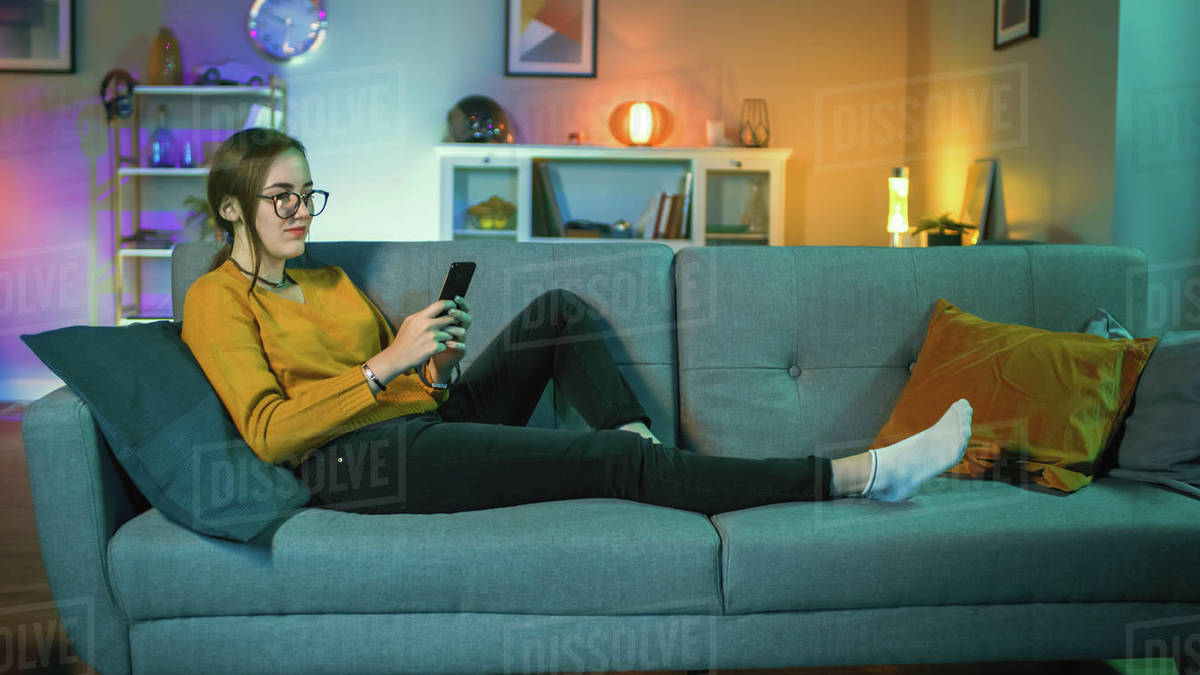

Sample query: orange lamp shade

[609,101,673,146]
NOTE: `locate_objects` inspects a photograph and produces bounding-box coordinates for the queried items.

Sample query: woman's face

[252,148,313,261]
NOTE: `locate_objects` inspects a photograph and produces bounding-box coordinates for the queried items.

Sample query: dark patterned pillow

[21,321,311,541]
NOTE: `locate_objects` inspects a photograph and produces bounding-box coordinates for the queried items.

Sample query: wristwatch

[417,360,459,390]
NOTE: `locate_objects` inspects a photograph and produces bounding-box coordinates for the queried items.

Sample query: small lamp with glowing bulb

[609,101,673,146]
[887,166,909,247]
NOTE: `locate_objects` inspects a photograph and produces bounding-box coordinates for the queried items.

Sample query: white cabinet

[438,153,531,242]
[104,80,286,326]
[435,144,791,251]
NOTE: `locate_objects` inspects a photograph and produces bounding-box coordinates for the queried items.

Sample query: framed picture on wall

[0,0,74,73]
[994,0,1039,50]
[505,0,596,77]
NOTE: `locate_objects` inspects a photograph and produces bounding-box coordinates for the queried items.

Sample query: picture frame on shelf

[504,0,596,78]
[959,159,997,242]
[994,0,1039,50]
[0,0,74,73]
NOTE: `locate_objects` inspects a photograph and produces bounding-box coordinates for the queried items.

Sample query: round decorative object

[609,101,673,147]
[447,96,512,143]
[247,0,328,62]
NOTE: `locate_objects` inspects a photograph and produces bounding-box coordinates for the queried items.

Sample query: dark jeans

[291,290,831,515]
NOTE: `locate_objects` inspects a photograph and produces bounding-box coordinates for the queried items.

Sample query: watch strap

[418,360,460,390]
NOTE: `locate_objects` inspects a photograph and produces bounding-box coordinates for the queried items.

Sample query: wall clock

[247,0,328,61]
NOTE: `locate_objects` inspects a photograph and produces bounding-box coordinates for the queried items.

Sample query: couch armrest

[22,386,139,675]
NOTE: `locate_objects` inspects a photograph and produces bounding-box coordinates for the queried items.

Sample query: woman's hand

[429,295,471,383]
[379,299,462,378]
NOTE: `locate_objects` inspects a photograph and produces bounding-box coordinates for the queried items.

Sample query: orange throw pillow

[871,299,1156,493]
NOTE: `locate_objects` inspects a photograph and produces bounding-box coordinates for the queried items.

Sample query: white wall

[902,0,1119,244]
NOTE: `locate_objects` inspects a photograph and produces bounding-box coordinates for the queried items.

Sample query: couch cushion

[108,499,721,619]
[712,476,1200,614]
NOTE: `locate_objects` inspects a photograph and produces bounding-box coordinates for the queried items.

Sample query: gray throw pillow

[21,321,312,541]
[1083,309,1200,499]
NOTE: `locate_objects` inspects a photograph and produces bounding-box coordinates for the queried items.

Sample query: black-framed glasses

[258,190,329,218]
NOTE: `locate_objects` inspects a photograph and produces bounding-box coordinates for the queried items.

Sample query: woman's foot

[618,420,661,444]
[850,399,973,501]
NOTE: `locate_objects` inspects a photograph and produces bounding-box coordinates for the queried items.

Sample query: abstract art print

[505,0,596,77]
[0,0,74,72]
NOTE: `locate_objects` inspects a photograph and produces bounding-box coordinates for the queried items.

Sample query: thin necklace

[228,257,293,290]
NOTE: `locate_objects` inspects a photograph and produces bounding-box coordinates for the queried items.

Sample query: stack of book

[636,171,693,240]
[532,162,695,240]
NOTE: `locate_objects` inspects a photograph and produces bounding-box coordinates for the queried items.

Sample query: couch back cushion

[173,241,679,445]
[674,245,1148,460]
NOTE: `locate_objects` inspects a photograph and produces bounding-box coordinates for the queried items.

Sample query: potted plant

[912,212,978,246]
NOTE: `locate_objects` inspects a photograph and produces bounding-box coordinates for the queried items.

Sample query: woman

[182,128,972,516]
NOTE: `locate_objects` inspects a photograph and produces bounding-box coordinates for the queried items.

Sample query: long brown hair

[205,128,308,295]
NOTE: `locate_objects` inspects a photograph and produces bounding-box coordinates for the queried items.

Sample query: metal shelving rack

[106,77,286,326]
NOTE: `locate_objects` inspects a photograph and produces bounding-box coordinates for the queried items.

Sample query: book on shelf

[531,160,564,237]
[663,189,684,239]
[641,192,666,239]
[654,193,675,239]
[677,171,694,239]
[665,171,693,239]
[635,193,658,239]
[531,161,548,236]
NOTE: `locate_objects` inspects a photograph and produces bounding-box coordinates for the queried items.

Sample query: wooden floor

[0,403,1175,675]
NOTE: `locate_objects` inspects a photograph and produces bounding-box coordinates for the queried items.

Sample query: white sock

[863,399,972,501]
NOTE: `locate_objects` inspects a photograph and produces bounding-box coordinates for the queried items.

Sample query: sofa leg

[684,670,710,675]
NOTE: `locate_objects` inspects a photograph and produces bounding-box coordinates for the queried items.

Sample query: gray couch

[22,242,1200,674]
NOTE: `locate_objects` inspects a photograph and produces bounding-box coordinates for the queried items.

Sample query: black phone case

[436,262,476,316]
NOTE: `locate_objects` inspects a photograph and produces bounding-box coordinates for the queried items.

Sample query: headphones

[100,69,136,122]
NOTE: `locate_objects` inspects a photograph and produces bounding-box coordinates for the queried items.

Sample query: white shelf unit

[104,78,286,326]
[436,144,791,251]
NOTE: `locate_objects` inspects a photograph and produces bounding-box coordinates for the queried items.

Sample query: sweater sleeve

[181,279,380,467]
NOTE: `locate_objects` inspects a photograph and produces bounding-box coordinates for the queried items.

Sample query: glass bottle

[179,138,195,168]
[150,105,176,168]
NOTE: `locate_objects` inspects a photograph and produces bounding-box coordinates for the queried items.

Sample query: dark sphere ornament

[447,95,512,143]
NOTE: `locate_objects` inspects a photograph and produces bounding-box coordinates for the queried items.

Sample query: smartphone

[436,262,475,317]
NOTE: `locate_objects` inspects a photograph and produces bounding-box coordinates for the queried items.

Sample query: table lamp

[887,166,909,247]
[609,101,672,146]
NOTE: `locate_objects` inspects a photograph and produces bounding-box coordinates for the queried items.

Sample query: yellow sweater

[181,259,447,468]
